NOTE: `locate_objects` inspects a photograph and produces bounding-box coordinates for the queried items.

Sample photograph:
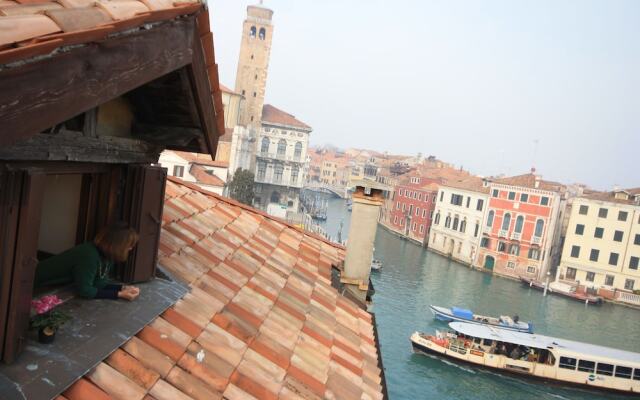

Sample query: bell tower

[234,4,274,128]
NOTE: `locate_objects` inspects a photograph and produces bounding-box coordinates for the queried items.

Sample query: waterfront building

[429,178,490,266]
[556,189,640,301]
[254,104,312,212]
[476,172,566,280]
[387,174,440,245]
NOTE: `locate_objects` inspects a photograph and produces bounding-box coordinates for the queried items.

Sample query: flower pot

[38,326,56,344]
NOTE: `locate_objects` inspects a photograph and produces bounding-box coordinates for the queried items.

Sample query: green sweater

[34,243,113,298]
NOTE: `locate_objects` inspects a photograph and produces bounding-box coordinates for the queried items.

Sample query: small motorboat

[519,277,603,305]
[429,305,533,333]
[371,259,383,272]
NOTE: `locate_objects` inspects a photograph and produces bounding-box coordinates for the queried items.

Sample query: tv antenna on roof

[531,139,539,171]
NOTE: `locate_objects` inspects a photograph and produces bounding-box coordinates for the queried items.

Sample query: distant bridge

[303,182,348,199]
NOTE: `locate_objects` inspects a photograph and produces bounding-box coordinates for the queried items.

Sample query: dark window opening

[578,360,595,373]
[615,366,632,379]
[559,357,577,370]
[596,363,614,376]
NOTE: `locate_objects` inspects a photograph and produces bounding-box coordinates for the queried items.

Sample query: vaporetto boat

[429,305,533,333]
[411,322,640,395]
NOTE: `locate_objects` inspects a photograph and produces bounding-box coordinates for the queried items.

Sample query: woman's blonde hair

[94,223,139,262]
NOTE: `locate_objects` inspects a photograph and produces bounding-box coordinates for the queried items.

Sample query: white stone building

[557,189,640,293]
[429,178,490,266]
[254,104,311,213]
[158,150,227,195]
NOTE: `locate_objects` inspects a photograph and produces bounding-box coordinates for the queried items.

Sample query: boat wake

[414,350,477,374]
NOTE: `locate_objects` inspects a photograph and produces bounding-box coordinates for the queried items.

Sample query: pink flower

[31,295,63,315]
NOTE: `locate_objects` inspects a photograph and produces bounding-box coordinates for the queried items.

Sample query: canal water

[315,192,640,400]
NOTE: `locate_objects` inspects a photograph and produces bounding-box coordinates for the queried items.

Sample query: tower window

[251,54,254,60]
[259,27,266,40]
[241,89,245,95]
[251,116,254,122]
[253,92,256,98]
[255,74,258,80]
[250,26,256,38]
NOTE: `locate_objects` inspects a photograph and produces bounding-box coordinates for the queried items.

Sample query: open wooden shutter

[123,165,166,283]
[0,170,44,363]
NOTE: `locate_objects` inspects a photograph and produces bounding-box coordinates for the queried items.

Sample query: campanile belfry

[234,4,273,128]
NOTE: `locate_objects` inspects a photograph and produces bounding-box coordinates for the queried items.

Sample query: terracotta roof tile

[86,362,147,400]
[122,336,175,378]
[64,378,112,400]
[0,14,60,46]
[105,348,160,390]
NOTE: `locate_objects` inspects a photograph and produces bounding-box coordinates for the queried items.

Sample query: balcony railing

[257,151,304,163]
[498,229,508,238]
[531,236,541,245]
[511,232,521,241]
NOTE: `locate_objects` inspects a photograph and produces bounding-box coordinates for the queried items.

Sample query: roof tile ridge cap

[166,177,346,251]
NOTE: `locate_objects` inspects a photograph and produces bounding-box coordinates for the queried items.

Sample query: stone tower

[234,4,274,128]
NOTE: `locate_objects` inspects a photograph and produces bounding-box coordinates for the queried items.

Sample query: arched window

[259,27,266,40]
[291,166,299,185]
[535,219,544,237]
[452,215,459,231]
[445,215,451,228]
[270,191,280,203]
[460,218,467,233]
[515,215,524,233]
[434,212,440,225]
[260,137,269,153]
[501,213,511,231]
[294,142,302,159]
[487,210,494,227]
[250,26,256,38]
[277,139,286,156]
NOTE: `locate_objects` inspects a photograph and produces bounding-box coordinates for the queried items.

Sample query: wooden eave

[0,10,224,159]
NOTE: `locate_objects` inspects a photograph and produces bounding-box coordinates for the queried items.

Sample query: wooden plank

[123,165,166,283]
[3,171,45,363]
[0,172,21,362]
[133,123,203,148]
[0,131,163,164]
[185,18,220,157]
[0,18,195,147]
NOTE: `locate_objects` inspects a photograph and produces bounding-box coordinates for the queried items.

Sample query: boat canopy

[451,307,473,320]
[449,322,640,365]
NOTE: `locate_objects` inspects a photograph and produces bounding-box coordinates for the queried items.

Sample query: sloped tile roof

[493,173,565,192]
[189,164,225,187]
[62,178,382,400]
[442,177,491,194]
[169,150,230,168]
[262,104,312,130]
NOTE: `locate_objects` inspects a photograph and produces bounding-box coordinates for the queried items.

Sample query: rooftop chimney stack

[341,181,385,303]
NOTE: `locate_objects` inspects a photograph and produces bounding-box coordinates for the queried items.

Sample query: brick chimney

[341,181,385,303]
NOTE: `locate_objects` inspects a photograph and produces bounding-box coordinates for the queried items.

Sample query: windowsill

[0,272,188,400]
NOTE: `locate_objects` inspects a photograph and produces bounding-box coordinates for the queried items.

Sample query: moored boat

[429,305,533,333]
[411,322,640,395]
[520,277,603,305]
[371,259,383,272]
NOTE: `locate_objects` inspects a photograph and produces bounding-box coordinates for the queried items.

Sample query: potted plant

[30,295,71,344]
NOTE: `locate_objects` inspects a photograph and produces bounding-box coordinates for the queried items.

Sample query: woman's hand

[118,286,140,301]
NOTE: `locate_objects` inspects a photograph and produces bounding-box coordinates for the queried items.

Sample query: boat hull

[411,335,638,396]
[429,305,532,333]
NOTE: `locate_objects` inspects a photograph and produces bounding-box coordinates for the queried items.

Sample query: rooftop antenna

[531,139,539,172]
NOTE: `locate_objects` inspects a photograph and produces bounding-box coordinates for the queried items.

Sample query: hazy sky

[210,0,639,190]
